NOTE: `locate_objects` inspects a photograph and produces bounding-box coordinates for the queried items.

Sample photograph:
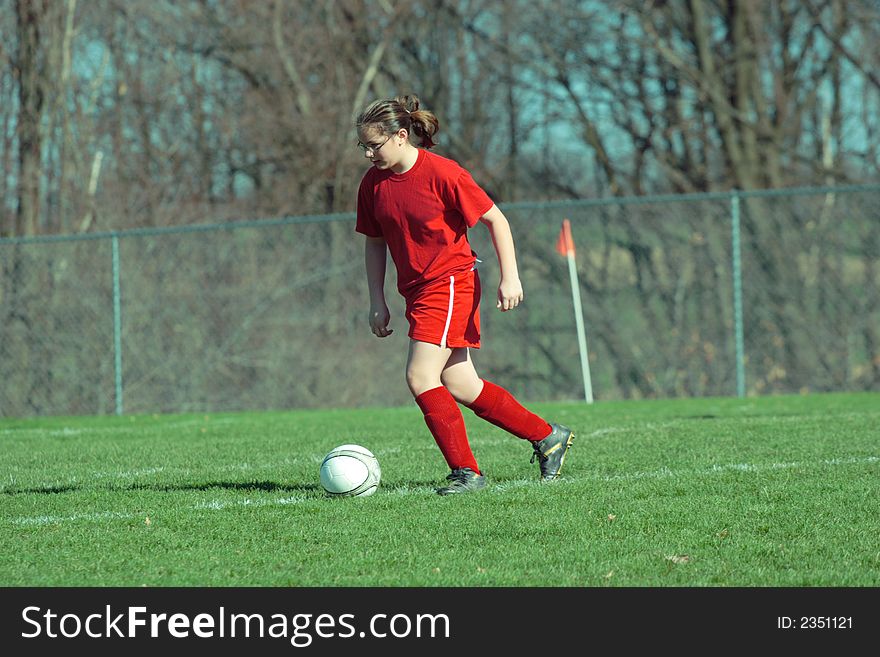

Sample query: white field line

[1,418,870,489]
[4,409,875,439]
[485,455,879,492]
[0,417,872,490]
[4,455,877,527]
[0,417,240,438]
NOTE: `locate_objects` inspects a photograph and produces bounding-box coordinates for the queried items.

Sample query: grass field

[1,393,878,587]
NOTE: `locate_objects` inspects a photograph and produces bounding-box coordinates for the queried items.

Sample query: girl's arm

[479,204,523,311]
[365,236,393,337]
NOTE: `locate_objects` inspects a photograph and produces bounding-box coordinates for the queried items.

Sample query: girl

[355,95,574,495]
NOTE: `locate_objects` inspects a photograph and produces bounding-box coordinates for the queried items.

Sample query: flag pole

[558,219,594,403]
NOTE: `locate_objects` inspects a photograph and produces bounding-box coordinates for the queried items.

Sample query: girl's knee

[441,371,482,404]
[439,372,460,399]
[406,367,441,397]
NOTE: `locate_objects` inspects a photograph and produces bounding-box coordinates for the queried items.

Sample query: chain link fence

[2,185,879,417]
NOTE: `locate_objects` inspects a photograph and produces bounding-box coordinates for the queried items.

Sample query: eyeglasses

[357,134,393,156]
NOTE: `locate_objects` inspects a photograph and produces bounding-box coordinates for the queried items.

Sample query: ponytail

[356,94,441,149]
[395,95,440,149]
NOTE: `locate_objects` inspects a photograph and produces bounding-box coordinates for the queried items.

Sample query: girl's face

[357,126,404,170]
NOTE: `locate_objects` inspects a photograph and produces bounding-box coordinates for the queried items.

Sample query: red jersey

[356,149,494,297]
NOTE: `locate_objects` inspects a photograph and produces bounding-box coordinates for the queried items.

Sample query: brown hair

[355,94,440,149]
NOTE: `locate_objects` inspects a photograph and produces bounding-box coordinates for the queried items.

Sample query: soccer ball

[319,444,381,497]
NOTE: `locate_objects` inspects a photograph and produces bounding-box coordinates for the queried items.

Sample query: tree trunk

[15,0,49,237]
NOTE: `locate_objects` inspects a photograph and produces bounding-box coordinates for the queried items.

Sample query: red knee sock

[415,386,480,474]
[464,380,552,441]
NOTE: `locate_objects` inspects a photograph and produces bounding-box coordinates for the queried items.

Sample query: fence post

[730,192,746,398]
[112,234,124,415]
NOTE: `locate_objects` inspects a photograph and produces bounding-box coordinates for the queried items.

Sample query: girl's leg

[407,340,480,475]
[441,351,575,482]
[443,348,552,442]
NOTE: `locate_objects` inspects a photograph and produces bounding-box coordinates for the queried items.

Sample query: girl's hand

[496,277,523,312]
[369,303,394,338]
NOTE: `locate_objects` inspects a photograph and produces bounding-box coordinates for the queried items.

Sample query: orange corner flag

[555,218,575,256]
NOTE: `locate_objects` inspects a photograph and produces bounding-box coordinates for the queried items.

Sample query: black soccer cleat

[435,467,487,496]
[530,423,575,481]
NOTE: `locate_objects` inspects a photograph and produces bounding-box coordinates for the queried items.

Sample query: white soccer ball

[319,444,381,497]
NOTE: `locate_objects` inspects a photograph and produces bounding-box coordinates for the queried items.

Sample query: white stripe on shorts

[440,275,455,349]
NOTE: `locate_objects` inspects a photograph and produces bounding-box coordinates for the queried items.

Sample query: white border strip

[439,275,454,349]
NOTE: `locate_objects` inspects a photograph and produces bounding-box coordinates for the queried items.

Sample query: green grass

[1,393,878,586]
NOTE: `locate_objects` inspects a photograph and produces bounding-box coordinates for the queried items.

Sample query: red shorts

[405,269,481,348]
